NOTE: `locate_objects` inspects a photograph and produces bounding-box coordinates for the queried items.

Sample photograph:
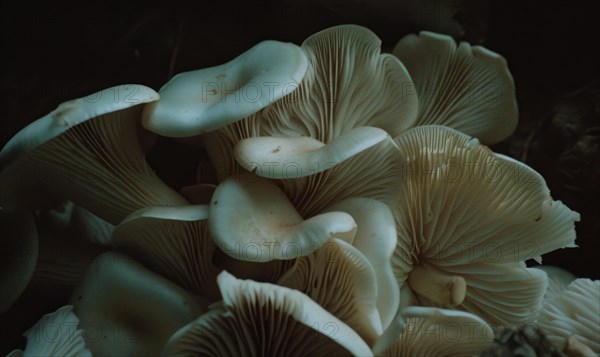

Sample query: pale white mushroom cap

[391,125,579,325]
[372,306,494,356]
[0,85,158,167]
[324,197,400,330]
[537,278,600,354]
[208,176,357,262]
[278,238,383,345]
[393,31,518,144]
[142,40,309,137]
[162,271,373,356]
[70,252,203,356]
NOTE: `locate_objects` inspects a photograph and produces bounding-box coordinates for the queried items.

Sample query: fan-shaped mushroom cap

[70,205,115,245]
[208,176,357,262]
[537,278,600,355]
[0,85,188,224]
[372,306,494,356]
[0,211,38,313]
[9,305,91,357]
[112,205,222,301]
[203,24,417,186]
[162,271,373,356]
[323,197,400,330]
[142,40,309,137]
[0,85,158,167]
[278,238,382,345]
[180,184,216,204]
[70,252,203,356]
[393,31,518,144]
[392,125,579,325]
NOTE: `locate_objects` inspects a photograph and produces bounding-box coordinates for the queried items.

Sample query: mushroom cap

[278,238,383,345]
[203,24,417,187]
[0,86,188,224]
[392,125,579,325]
[17,305,91,357]
[372,306,494,356]
[208,176,357,262]
[162,271,373,356]
[0,84,159,167]
[393,31,518,144]
[323,197,400,330]
[536,278,600,354]
[142,40,309,137]
[0,210,38,313]
[70,252,203,356]
[111,204,222,301]
[234,126,388,179]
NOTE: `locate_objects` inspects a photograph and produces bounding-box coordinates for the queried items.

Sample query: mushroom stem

[408,265,466,306]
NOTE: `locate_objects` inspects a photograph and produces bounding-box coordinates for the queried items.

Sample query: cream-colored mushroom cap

[112,204,222,301]
[142,40,309,137]
[0,211,38,313]
[9,305,91,357]
[0,85,188,224]
[234,126,391,180]
[162,271,373,356]
[393,31,518,144]
[392,125,579,325]
[208,176,357,262]
[203,24,417,189]
[537,278,600,355]
[324,197,400,330]
[0,85,158,167]
[70,252,202,356]
[278,238,383,345]
[372,306,494,356]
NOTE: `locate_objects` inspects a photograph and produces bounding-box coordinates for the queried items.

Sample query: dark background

[1,0,599,353]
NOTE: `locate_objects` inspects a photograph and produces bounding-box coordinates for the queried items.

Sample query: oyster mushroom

[111,205,222,301]
[70,252,203,356]
[392,125,579,326]
[278,238,383,345]
[7,305,91,357]
[536,278,600,355]
[208,176,357,262]
[0,210,38,313]
[142,40,309,137]
[0,85,188,224]
[372,306,494,356]
[162,271,373,356]
[393,31,518,144]
[323,197,400,330]
[206,23,418,160]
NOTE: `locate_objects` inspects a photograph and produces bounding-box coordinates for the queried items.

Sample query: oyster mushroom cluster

[1,25,598,356]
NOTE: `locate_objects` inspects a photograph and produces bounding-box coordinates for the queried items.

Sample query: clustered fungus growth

[2,24,597,356]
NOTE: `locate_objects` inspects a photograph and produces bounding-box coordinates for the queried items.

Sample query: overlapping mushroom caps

[0,85,188,224]
[323,197,400,330]
[372,306,494,356]
[142,40,309,137]
[111,205,222,302]
[70,252,202,356]
[391,125,579,326]
[277,238,382,345]
[7,305,91,357]
[536,278,600,355]
[393,31,518,144]
[162,271,373,356]
[208,176,357,261]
